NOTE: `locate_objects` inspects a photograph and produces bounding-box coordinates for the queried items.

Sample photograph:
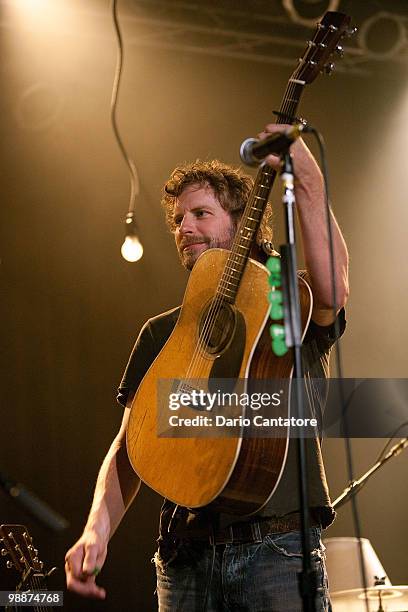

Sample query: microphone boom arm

[333,437,408,510]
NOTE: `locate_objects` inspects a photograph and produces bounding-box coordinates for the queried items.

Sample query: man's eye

[174,217,182,226]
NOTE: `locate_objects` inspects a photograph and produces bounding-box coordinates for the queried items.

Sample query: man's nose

[179,214,195,234]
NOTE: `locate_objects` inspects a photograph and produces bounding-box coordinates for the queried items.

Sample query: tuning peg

[323,62,336,75]
[1,548,8,556]
[6,560,13,569]
[345,26,357,38]
[335,45,344,58]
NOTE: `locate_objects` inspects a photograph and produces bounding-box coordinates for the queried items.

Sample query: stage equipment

[333,437,408,510]
[0,524,57,604]
[282,0,341,28]
[240,123,306,167]
[324,537,391,593]
[110,0,144,263]
[0,472,69,532]
[358,11,407,61]
[325,537,408,611]
[121,212,143,263]
[330,585,408,612]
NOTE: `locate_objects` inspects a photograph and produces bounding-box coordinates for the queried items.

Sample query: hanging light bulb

[121,235,143,262]
[121,212,143,262]
[111,0,143,264]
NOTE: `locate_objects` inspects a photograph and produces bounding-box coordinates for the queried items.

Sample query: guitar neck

[216,79,304,304]
[216,10,351,304]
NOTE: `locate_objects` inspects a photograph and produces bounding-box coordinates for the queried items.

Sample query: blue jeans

[154,527,331,611]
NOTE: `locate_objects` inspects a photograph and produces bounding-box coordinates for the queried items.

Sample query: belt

[202,513,320,545]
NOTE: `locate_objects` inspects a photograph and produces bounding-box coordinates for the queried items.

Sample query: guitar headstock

[0,524,44,576]
[295,11,354,84]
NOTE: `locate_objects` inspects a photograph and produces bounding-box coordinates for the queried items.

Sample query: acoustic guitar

[127,11,351,515]
[0,524,57,611]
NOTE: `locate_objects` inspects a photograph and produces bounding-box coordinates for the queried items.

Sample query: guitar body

[215,274,312,515]
[126,248,312,514]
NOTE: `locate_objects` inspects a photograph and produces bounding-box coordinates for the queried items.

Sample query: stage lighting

[282,0,340,27]
[359,11,407,61]
[121,213,143,263]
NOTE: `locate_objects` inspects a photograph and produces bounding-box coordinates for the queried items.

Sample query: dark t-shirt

[118,282,346,535]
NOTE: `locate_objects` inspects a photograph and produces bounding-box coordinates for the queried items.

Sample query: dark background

[1,1,408,610]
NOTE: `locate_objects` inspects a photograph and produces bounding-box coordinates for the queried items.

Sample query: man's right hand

[65,529,108,599]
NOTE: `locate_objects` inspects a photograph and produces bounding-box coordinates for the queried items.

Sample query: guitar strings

[181,75,300,393]
[32,573,46,612]
[183,123,286,390]
[29,533,48,612]
[183,76,300,389]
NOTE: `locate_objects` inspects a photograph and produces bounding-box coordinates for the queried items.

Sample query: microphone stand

[333,437,408,510]
[332,438,408,612]
[279,151,317,612]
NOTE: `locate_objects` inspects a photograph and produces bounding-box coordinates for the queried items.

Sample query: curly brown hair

[161,159,273,243]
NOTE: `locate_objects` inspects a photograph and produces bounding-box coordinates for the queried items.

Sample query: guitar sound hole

[199,300,236,355]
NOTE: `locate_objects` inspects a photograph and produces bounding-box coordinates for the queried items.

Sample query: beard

[178,227,236,271]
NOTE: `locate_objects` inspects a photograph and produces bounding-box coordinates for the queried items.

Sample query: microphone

[240,123,306,167]
[0,472,69,532]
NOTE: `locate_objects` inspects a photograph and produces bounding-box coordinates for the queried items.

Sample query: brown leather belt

[203,513,320,545]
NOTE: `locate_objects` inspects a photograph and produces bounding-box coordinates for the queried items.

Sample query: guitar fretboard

[216,80,304,303]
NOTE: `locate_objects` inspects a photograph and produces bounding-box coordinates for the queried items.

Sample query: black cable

[306,127,370,612]
[110,0,140,214]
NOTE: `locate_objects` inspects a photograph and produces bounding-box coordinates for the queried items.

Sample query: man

[65,124,349,611]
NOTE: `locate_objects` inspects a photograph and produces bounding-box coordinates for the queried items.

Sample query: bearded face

[173,184,236,270]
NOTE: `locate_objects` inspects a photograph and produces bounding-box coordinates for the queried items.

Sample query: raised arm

[65,396,140,599]
[260,123,349,326]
